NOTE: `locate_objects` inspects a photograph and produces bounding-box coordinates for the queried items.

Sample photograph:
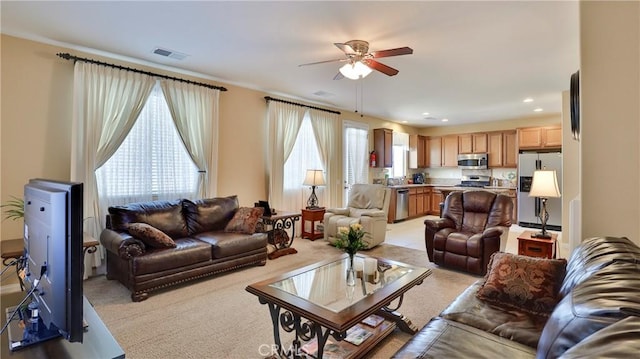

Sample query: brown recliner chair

[425,190,513,275]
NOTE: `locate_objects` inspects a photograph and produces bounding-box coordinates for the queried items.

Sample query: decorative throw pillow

[476,252,567,316]
[224,207,264,234]
[127,223,176,249]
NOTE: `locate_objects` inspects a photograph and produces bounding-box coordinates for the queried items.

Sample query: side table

[301,208,325,241]
[1,234,100,289]
[517,230,557,259]
[259,212,301,260]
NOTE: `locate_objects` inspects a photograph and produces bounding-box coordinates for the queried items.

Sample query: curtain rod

[57,53,227,92]
[264,96,341,115]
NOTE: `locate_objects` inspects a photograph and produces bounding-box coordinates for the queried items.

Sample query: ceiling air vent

[152,47,189,60]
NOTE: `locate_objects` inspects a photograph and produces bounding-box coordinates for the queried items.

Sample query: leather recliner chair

[323,184,391,249]
[425,190,513,275]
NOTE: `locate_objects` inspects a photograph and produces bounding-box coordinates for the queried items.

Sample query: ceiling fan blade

[334,42,356,54]
[370,47,413,58]
[333,72,345,80]
[362,59,399,76]
[298,58,346,67]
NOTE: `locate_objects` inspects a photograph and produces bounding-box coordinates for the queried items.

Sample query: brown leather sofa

[100,195,268,301]
[392,236,640,358]
[425,190,513,275]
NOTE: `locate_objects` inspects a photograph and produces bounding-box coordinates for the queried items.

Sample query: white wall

[579,1,640,244]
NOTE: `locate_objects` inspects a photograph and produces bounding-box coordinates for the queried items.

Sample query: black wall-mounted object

[570,70,580,141]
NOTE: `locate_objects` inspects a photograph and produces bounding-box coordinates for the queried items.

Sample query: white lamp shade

[303,169,326,186]
[339,62,373,80]
[529,170,561,198]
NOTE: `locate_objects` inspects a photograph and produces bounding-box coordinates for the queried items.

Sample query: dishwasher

[395,188,409,221]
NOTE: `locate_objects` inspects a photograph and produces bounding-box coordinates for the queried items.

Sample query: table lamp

[303,169,326,209]
[528,170,561,239]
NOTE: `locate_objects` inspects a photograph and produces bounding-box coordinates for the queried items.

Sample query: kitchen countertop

[386,184,516,191]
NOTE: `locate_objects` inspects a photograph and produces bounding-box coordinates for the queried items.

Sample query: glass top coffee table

[246,253,432,358]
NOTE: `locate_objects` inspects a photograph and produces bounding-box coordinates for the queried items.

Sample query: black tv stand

[5,304,61,351]
[2,293,124,358]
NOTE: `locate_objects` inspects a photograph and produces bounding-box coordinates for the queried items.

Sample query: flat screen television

[6,179,84,350]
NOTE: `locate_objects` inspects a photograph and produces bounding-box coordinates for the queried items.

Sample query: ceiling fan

[299,40,413,80]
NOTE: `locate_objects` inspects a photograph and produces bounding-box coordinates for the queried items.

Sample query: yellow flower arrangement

[334,223,368,256]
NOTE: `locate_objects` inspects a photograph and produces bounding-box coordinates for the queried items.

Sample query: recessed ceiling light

[402,121,408,123]
[534,108,543,112]
[441,118,449,122]
[523,98,534,103]
[422,112,430,116]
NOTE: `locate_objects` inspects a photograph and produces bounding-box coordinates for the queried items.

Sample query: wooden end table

[517,230,557,259]
[301,208,325,241]
[258,211,301,260]
[1,234,100,289]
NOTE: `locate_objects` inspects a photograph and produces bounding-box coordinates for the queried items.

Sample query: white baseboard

[0,283,22,294]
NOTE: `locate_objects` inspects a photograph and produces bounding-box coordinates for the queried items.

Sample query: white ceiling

[1,1,579,128]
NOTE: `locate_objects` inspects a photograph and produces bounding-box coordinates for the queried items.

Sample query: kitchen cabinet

[409,134,428,169]
[503,130,518,167]
[408,187,418,217]
[387,189,397,223]
[458,133,488,154]
[373,128,393,168]
[518,126,562,150]
[487,130,518,168]
[442,135,459,167]
[430,189,444,215]
[428,136,442,167]
[416,187,425,215]
[487,132,504,167]
[423,187,432,214]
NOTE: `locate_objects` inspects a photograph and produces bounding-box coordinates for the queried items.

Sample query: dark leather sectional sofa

[100,195,267,301]
[393,236,640,358]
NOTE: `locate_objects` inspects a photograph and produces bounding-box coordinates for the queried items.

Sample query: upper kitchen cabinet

[373,128,393,168]
[518,126,562,150]
[409,134,428,169]
[487,130,517,168]
[458,133,488,154]
[428,136,442,167]
[503,130,518,167]
[442,135,459,167]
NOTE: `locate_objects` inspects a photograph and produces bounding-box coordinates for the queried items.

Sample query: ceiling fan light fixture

[339,61,372,80]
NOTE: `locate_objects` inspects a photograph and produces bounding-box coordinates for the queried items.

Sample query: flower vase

[346,254,356,287]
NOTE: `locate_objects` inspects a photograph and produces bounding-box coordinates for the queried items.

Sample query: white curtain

[71,62,155,275]
[95,84,199,209]
[267,101,305,211]
[282,116,325,218]
[343,123,369,205]
[160,80,220,198]
[309,109,340,208]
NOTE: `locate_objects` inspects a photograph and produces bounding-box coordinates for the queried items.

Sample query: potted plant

[1,196,24,221]
[334,223,369,286]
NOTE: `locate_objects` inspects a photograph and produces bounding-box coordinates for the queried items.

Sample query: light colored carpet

[84,236,478,359]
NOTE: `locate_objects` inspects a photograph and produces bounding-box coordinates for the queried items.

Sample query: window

[96,83,199,205]
[392,132,409,178]
[283,114,324,209]
[343,121,369,206]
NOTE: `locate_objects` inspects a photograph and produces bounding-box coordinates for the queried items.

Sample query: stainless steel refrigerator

[517,152,562,230]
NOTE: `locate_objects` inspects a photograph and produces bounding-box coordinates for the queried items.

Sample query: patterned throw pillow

[127,222,176,248]
[476,252,567,316]
[224,207,264,234]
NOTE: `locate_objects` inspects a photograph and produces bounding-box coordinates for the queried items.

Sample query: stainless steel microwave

[457,153,488,169]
